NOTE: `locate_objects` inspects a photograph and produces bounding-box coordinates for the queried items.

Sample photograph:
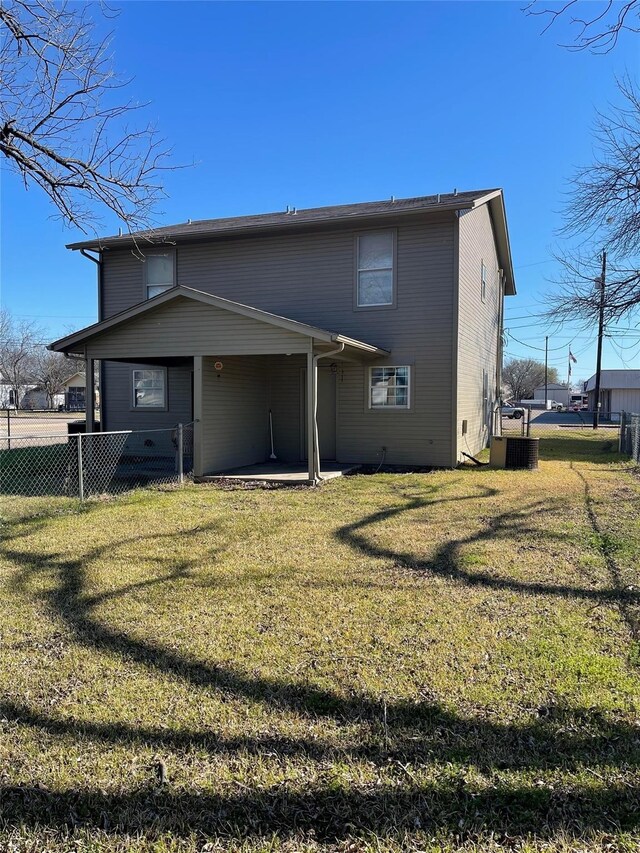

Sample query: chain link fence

[0,407,101,449]
[1,423,193,499]
[497,407,622,460]
[620,412,640,464]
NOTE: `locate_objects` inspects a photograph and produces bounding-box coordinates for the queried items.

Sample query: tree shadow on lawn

[336,481,639,612]
[1,480,639,842]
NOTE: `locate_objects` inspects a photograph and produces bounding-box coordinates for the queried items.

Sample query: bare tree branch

[545,76,640,331]
[561,76,640,257]
[29,347,82,408]
[0,0,185,234]
[0,309,43,407]
[523,0,640,53]
[545,249,640,331]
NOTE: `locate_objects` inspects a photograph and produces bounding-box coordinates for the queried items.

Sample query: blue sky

[1,1,638,381]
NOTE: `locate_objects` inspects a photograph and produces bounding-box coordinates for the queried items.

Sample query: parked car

[501,402,524,419]
[548,400,565,412]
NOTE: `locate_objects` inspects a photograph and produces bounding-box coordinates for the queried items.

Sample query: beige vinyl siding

[200,356,269,473]
[87,296,310,360]
[98,214,457,467]
[337,221,455,467]
[265,354,305,462]
[99,216,452,350]
[101,360,192,432]
[456,204,502,460]
[103,251,145,317]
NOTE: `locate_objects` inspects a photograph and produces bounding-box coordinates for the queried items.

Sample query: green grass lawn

[1,443,639,852]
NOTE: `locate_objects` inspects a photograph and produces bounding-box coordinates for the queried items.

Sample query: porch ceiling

[49,286,389,361]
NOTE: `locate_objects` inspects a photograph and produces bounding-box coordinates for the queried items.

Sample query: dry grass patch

[1,451,639,851]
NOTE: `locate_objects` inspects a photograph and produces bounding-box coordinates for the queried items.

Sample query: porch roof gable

[49,285,390,357]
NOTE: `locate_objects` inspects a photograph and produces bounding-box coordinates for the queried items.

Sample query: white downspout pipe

[312,342,345,482]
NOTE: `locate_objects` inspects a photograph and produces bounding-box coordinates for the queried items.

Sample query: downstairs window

[369,366,410,408]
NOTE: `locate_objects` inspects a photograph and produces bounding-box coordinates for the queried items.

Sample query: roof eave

[65,200,480,252]
[483,192,516,296]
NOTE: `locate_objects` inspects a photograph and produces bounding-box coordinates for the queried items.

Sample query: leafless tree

[0,309,42,407]
[546,78,640,328]
[29,348,82,408]
[503,357,559,401]
[546,250,640,328]
[562,77,640,257]
[0,0,178,234]
[523,0,640,53]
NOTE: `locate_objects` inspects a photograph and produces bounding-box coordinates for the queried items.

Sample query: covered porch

[49,286,388,484]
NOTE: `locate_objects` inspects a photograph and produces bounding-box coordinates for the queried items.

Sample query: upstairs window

[481,260,487,303]
[132,368,166,409]
[369,366,410,408]
[145,252,175,299]
[356,231,394,307]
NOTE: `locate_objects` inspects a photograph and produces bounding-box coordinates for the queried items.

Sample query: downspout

[312,342,345,482]
[79,249,103,429]
[495,270,505,437]
[79,249,102,316]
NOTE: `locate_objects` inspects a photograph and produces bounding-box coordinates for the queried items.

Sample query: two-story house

[50,189,516,480]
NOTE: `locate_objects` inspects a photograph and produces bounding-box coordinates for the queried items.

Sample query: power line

[609,337,640,368]
[513,259,555,270]
[12,313,96,319]
[505,333,572,352]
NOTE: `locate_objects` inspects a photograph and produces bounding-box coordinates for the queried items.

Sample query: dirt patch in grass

[346,464,434,475]
[1,455,639,851]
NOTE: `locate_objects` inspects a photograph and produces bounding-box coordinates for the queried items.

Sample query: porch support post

[193,356,204,478]
[306,349,317,483]
[85,356,95,433]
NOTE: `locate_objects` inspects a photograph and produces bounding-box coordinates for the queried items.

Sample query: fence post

[77,433,84,501]
[526,406,532,437]
[6,407,10,451]
[619,411,626,454]
[177,423,184,484]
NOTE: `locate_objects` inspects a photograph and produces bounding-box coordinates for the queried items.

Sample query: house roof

[585,370,640,391]
[48,285,390,357]
[62,371,85,386]
[534,383,570,391]
[66,188,516,296]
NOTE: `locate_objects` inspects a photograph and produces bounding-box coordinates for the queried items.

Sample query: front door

[301,366,337,460]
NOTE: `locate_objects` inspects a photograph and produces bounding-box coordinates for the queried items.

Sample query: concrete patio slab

[198,460,358,484]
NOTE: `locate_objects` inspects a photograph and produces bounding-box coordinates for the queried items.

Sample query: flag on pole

[569,351,577,363]
[568,349,577,379]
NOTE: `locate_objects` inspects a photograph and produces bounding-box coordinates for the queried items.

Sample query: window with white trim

[369,366,410,408]
[481,260,487,303]
[145,253,175,299]
[356,231,394,306]
[132,368,166,408]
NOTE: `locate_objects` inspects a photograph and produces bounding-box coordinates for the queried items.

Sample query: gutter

[78,249,104,430]
[333,334,388,356]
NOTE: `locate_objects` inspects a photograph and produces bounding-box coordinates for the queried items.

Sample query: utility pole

[544,335,548,410]
[592,249,607,430]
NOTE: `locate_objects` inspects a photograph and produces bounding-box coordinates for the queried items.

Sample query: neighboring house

[533,383,571,408]
[0,382,20,408]
[585,370,640,416]
[62,371,86,410]
[0,378,37,409]
[20,387,50,410]
[49,189,516,478]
